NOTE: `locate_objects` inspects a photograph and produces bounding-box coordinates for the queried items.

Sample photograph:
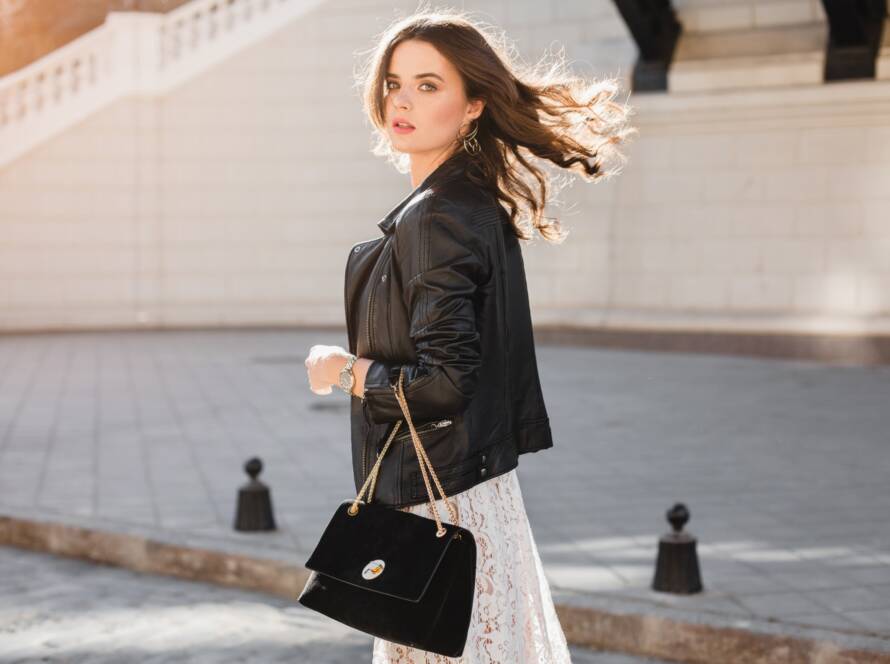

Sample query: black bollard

[652,502,703,594]
[234,457,277,532]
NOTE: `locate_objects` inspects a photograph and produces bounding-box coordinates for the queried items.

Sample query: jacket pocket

[409,454,479,500]
[392,417,453,443]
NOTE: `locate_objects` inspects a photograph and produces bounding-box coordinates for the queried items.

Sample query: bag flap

[304,499,459,602]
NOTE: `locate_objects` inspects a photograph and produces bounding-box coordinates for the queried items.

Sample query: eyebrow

[385,72,445,82]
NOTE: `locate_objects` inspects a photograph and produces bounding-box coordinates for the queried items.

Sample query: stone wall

[0,0,887,335]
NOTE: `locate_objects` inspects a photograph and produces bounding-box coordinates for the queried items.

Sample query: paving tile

[1,330,889,640]
[785,611,882,632]
[843,608,890,632]
[0,543,673,663]
[734,590,842,618]
[801,586,890,613]
[841,567,890,586]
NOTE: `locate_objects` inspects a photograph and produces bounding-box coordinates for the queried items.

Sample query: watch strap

[339,353,358,395]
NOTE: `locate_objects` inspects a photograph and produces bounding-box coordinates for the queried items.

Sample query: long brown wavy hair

[355,6,638,244]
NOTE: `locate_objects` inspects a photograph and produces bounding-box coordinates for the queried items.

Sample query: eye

[385,80,437,91]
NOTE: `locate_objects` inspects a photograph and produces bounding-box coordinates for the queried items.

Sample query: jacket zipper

[496,221,513,426]
[364,419,451,485]
[344,248,355,355]
[365,246,388,355]
[361,398,373,489]
[361,245,388,486]
[392,418,453,442]
[362,414,368,489]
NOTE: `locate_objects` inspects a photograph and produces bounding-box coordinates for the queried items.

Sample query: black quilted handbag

[297,366,477,657]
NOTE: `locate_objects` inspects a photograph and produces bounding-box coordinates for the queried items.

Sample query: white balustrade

[0,0,324,167]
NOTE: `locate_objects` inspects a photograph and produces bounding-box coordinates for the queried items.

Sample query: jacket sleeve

[361,195,490,424]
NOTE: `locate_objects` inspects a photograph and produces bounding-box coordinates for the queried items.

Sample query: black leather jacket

[343,153,553,509]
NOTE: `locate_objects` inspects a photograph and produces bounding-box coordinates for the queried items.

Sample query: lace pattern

[371,468,573,664]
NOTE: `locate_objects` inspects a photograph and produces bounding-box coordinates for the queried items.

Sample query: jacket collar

[377,154,468,235]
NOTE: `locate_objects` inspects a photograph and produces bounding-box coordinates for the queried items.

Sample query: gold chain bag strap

[298,365,477,657]
[348,366,459,536]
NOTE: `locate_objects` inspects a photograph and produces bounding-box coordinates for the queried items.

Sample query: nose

[391,89,411,110]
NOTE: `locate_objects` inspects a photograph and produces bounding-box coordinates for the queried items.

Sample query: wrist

[351,357,372,400]
[330,354,350,386]
[333,352,362,396]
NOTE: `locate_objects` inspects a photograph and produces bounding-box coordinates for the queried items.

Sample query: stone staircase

[0,0,324,169]
[667,0,890,93]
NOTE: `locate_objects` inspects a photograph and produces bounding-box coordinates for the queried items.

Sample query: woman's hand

[304,344,349,395]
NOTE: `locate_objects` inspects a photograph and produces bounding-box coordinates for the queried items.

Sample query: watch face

[340,372,354,390]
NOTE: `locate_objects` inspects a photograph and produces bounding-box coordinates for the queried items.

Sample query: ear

[467,98,485,121]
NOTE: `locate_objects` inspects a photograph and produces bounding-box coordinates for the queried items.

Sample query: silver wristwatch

[338,353,358,396]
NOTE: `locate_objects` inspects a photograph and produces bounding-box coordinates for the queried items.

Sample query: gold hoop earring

[459,120,481,155]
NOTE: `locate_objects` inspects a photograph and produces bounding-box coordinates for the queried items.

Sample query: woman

[304,9,635,663]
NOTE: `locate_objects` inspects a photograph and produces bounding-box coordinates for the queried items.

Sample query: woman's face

[383,39,483,160]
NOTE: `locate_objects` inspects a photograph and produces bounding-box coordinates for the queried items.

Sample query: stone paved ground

[0,329,889,642]
[0,545,673,663]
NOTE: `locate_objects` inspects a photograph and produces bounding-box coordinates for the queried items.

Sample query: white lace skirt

[371,468,573,664]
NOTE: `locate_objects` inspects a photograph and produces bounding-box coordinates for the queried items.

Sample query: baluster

[223,0,236,31]
[71,59,82,94]
[190,11,201,50]
[33,72,46,112]
[87,51,97,86]
[52,66,64,104]
[159,24,168,69]
[0,92,9,128]
[171,19,183,61]
[15,80,27,122]
[207,3,219,41]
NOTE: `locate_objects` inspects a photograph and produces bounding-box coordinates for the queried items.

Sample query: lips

[393,118,415,128]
